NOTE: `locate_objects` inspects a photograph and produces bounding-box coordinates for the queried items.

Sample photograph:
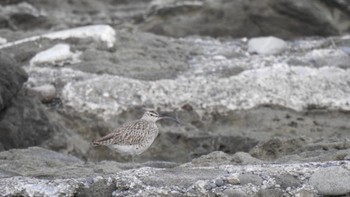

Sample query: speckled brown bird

[92,111,179,163]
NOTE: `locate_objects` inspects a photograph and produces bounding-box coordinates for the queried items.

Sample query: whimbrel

[92,111,179,164]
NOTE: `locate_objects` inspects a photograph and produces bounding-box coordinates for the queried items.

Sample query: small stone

[215,178,224,187]
[204,183,212,190]
[226,176,240,185]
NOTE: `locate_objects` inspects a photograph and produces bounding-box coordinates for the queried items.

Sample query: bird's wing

[92,120,150,146]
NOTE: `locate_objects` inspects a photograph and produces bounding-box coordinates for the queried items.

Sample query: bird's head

[141,111,180,124]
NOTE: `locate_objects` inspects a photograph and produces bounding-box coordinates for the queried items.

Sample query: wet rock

[309,166,350,196]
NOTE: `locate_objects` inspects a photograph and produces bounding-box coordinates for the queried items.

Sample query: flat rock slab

[0,147,349,196]
[1,161,349,196]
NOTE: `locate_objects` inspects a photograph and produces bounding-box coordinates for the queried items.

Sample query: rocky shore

[1,0,350,196]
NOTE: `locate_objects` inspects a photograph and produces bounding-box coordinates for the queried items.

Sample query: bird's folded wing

[92,120,149,146]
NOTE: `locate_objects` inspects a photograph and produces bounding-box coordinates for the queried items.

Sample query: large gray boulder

[141,0,350,38]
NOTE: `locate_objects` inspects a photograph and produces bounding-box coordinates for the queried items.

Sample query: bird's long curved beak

[159,116,181,124]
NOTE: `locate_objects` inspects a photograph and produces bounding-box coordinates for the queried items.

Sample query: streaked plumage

[92,111,179,157]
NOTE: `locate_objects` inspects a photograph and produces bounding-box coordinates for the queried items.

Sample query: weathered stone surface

[2,23,350,163]
[0,52,27,111]
[141,0,350,38]
[309,166,350,196]
[0,147,347,197]
[0,1,350,196]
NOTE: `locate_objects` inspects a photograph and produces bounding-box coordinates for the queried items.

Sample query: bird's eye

[148,111,158,117]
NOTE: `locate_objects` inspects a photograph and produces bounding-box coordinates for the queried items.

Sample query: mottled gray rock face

[0,1,350,196]
[1,147,350,197]
[141,0,350,38]
[0,53,27,111]
[309,166,350,195]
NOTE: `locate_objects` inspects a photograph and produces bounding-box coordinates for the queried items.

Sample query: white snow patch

[30,44,80,66]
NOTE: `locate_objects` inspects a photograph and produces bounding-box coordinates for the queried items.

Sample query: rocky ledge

[0,0,350,196]
[1,147,350,197]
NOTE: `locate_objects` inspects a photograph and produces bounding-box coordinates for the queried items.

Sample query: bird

[92,110,179,165]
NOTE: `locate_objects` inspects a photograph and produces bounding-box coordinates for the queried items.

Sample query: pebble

[226,176,240,185]
[215,178,224,187]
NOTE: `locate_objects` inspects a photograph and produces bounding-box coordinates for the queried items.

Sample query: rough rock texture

[0,52,27,111]
[1,147,350,196]
[2,24,350,163]
[1,1,350,196]
[309,166,350,196]
[141,0,350,38]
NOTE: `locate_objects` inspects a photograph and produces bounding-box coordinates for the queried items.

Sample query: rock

[0,52,27,111]
[231,152,263,165]
[0,25,117,50]
[248,36,287,55]
[309,166,350,196]
[274,173,301,189]
[0,2,49,30]
[226,176,240,185]
[141,0,350,38]
[214,178,225,187]
[223,188,248,197]
[26,84,56,102]
[305,49,350,68]
[29,44,81,66]
[257,188,284,197]
[0,95,56,149]
[238,173,263,186]
[0,148,349,196]
[250,138,307,160]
